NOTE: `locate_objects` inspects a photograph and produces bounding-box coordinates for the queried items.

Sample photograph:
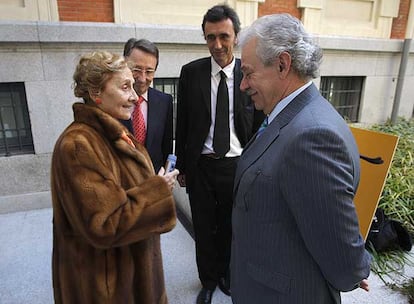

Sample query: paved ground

[0,207,413,303]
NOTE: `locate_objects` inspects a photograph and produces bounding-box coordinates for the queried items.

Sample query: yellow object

[350,126,399,240]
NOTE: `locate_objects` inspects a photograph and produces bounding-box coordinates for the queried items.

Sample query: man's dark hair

[202,4,241,36]
[123,38,159,68]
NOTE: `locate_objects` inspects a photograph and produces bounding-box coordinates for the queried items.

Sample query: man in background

[175,4,263,304]
[121,38,173,172]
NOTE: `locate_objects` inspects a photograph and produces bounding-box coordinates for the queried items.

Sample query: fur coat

[51,102,176,304]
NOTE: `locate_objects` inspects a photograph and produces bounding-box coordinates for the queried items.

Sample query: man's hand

[359,279,369,292]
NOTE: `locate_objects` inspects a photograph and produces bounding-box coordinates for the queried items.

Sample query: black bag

[366,208,412,252]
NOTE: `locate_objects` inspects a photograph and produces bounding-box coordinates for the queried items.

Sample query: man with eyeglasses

[175,4,263,304]
[121,38,173,172]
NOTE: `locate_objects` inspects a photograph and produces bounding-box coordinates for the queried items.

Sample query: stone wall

[0,21,413,211]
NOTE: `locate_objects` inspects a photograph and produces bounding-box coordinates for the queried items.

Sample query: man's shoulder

[148,87,172,100]
[182,57,210,70]
[182,56,240,70]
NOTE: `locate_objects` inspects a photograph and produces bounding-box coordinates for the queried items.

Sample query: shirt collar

[268,81,312,124]
[139,91,148,102]
[211,56,235,78]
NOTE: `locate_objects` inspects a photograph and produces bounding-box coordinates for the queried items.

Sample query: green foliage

[369,244,413,283]
[370,117,414,235]
[389,278,414,304]
[369,243,414,301]
[367,117,414,301]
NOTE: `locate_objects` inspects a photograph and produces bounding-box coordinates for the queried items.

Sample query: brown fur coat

[51,103,176,304]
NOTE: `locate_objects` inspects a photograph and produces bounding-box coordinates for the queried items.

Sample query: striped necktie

[132,95,146,144]
[256,117,268,138]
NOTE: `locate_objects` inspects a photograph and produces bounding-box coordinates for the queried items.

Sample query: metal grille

[0,83,34,156]
[320,76,363,122]
[153,78,179,136]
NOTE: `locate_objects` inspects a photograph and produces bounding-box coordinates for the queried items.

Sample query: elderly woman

[51,51,178,304]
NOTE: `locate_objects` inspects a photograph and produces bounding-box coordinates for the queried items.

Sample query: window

[320,76,363,122]
[153,78,179,136]
[0,83,34,156]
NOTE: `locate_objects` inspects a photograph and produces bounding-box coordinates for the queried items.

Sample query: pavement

[0,205,413,303]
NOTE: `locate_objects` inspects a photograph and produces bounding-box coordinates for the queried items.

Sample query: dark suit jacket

[231,84,371,304]
[175,57,263,185]
[120,87,173,172]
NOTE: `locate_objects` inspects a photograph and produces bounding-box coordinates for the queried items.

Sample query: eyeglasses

[131,67,156,76]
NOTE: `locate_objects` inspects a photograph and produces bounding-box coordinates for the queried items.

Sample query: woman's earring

[95,97,102,105]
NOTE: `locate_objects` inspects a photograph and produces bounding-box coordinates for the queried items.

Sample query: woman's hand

[158,167,179,191]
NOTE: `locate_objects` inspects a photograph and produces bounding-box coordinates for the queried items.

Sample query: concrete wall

[0,21,414,211]
[3,1,404,39]
[0,0,265,28]
[259,0,403,39]
[299,0,401,38]
[114,0,264,28]
[0,0,58,22]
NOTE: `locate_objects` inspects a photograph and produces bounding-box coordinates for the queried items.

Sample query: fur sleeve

[52,128,176,249]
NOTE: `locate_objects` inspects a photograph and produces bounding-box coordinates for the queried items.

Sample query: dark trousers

[188,155,238,290]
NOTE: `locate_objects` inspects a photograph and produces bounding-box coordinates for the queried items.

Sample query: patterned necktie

[213,71,230,157]
[132,95,146,144]
[256,117,268,138]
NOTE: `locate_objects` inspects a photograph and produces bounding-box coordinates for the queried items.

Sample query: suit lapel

[234,84,319,190]
[200,58,242,119]
[145,88,157,148]
[200,59,212,115]
[234,120,280,191]
[233,59,242,116]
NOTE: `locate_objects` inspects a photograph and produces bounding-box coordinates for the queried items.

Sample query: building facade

[0,0,413,210]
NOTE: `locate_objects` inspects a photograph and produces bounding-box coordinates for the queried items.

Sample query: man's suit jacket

[231,84,371,304]
[121,87,173,172]
[175,57,263,185]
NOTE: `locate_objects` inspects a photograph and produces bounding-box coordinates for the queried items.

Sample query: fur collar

[72,102,154,172]
[73,102,125,141]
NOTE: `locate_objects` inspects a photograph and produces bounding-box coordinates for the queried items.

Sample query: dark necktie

[256,117,268,138]
[213,71,230,157]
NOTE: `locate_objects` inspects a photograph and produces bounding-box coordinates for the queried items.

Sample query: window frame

[319,76,364,123]
[0,82,34,156]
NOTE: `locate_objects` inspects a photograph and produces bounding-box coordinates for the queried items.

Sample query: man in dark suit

[121,38,173,172]
[175,4,263,304]
[231,14,372,304]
